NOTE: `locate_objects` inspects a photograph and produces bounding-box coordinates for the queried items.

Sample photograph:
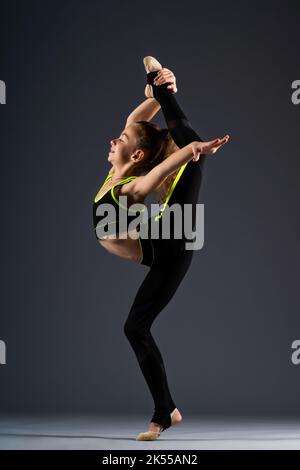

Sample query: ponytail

[133,121,171,173]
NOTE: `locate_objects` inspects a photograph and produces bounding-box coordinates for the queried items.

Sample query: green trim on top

[94,174,113,203]
[111,177,146,214]
[94,172,147,218]
[110,176,136,208]
[154,163,188,222]
[94,173,134,204]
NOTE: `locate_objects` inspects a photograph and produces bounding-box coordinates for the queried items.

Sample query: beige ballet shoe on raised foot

[143,56,162,74]
[135,408,179,441]
[143,56,163,98]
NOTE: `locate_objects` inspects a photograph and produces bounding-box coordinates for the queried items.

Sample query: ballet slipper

[135,408,179,441]
[143,56,163,98]
[135,429,162,441]
[143,56,162,74]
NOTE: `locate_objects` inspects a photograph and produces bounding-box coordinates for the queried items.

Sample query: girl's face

[108,124,141,166]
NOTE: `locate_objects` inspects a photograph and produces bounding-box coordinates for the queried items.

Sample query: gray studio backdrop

[0,0,299,418]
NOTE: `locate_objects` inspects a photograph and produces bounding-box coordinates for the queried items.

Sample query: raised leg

[146,71,207,172]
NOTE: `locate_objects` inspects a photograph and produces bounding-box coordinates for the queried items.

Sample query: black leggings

[124,72,206,431]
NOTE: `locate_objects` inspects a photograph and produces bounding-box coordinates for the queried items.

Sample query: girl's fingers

[211,138,229,151]
[162,72,174,80]
[217,136,229,145]
[156,68,171,76]
[219,135,229,143]
[209,135,229,146]
[201,134,229,155]
[155,76,173,85]
[207,138,220,146]
[156,68,174,78]
[154,70,174,85]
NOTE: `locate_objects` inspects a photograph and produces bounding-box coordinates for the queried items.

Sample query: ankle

[147,71,159,86]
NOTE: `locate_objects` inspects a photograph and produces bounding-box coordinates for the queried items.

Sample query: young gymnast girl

[92,56,229,440]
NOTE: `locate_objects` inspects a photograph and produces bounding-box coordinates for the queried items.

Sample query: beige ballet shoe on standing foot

[135,428,163,441]
[143,56,163,98]
[135,408,180,441]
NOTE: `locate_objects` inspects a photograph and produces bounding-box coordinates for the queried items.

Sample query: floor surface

[0,415,299,450]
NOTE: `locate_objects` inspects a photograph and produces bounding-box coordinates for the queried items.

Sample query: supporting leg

[124,249,193,430]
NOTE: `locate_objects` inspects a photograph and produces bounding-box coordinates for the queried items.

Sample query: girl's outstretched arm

[132,136,229,199]
[126,97,161,125]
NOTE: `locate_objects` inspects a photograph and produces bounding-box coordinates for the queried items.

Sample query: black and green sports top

[93,173,145,240]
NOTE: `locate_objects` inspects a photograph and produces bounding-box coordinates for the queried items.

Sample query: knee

[123,319,147,342]
[123,320,133,339]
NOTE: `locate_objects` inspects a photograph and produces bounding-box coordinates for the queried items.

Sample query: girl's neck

[110,174,128,183]
[110,166,138,182]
